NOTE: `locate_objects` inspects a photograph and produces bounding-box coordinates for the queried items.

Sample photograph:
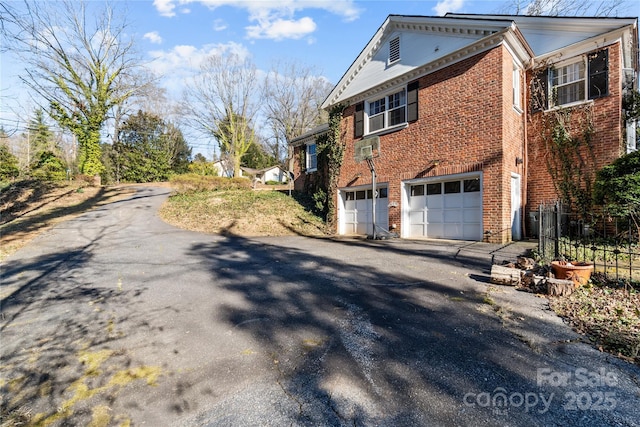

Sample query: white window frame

[513,63,522,112]
[306,143,317,172]
[549,58,587,108]
[365,88,407,135]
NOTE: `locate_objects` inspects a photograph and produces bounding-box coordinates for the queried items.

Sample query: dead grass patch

[549,283,640,364]
[0,180,135,260]
[159,188,328,237]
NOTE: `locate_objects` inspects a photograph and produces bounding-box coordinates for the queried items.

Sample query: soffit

[448,14,638,56]
[322,14,638,109]
[322,15,515,109]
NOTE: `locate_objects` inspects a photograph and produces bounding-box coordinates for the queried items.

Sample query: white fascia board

[321,15,514,110]
[289,125,329,147]
[325,28,512,108]
[502,25,534,68]
[449,14,637,33]
[531,24,637,69]
[321,15,392,110]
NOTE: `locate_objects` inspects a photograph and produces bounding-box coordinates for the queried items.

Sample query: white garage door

[407,176,482,240]
[341,187,389,235]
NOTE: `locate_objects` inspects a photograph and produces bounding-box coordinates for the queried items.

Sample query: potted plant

[551,260,594,286]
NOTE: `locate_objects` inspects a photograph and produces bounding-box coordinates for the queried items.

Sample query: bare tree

[500,0,630,16]
[263,61,333,166]
[183,53,260,177]
[1,0,143,177]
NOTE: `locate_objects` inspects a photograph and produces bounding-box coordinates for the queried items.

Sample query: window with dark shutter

[354,102,364,138]
[588,49,608,100]
[407,81,419,122]
[389,37,400,64]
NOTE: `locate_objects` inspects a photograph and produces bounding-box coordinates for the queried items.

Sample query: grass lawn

[159,188,328,237]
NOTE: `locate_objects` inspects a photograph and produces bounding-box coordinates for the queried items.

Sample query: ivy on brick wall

[305,104,345,228]
[541,104,596,221]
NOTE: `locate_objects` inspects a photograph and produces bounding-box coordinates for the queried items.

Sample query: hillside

[159,187,328,237]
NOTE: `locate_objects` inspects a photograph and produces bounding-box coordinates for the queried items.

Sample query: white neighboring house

[241,165,289,184]
[212,160,235,178]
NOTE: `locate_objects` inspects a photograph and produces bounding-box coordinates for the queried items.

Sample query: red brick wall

[525,42,624,226]
[334,45,525,243]
[501,51,527,241]
[293,42,625,242]
[292,144,307,191]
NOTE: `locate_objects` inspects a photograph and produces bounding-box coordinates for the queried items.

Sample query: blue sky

[1,0,638,155]
[0,2,504,126]
[132,0,514,96]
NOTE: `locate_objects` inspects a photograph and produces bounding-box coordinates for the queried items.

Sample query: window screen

[550,62,585,106]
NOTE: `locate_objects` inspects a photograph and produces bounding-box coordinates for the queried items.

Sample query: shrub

[187,161,220,176]
[169,174,251,193]
[594,150,640,219]
[0,145,20,181]
[30,151,67,181]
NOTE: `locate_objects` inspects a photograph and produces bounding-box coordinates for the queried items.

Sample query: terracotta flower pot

[551,261,594,286]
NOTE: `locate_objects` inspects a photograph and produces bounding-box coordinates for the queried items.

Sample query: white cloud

[145,42,251,97]
[246,16,316,40]
[144,31,163,44]
[152,0,361,39]
[153,0,178,17]
[213,19,227,31]
[433,0,466,16]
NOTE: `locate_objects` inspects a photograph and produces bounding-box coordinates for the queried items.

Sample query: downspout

[523,58,533,238]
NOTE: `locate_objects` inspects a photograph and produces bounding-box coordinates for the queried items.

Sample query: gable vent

[389,36,400,64]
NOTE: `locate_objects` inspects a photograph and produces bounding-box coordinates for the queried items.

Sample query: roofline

[322,13,638,109]
[289,123,329,146]
[446,12,639,20]
[532,24,637,67]
[323,27,516,109]
[321,14,516,109]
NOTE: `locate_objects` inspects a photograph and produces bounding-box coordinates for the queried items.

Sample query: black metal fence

[537,201,640,283]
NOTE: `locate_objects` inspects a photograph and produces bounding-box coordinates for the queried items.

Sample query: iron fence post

[555,201,560,259]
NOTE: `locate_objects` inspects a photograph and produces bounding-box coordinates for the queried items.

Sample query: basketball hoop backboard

[354,136,380,163]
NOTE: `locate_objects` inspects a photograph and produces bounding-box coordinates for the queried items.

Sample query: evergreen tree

[112,111,191,183]
[0,144,20,181]
[31,151,67,181]
[242,141,277,170]
[28,109,55,161]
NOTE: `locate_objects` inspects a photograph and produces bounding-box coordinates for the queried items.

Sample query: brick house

[291,13,638,243]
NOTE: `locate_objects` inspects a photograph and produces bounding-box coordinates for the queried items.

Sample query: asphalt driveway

[1,185,639,426]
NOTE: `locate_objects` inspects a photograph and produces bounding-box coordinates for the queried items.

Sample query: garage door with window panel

[342,187,389,235]
[407,176,482,240]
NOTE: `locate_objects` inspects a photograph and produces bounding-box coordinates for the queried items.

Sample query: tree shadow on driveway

[2,195,638,427]
[185,234,640,426]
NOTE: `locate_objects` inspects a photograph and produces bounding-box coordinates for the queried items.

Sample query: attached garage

[403,174,482,240]
[339,186,389,236]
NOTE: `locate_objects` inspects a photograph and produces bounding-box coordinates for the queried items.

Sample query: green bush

[0,145,20,181]
[169,174,251,193]
[594,150,640,230]
[187,161,220,176]
[31,151,67,181]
